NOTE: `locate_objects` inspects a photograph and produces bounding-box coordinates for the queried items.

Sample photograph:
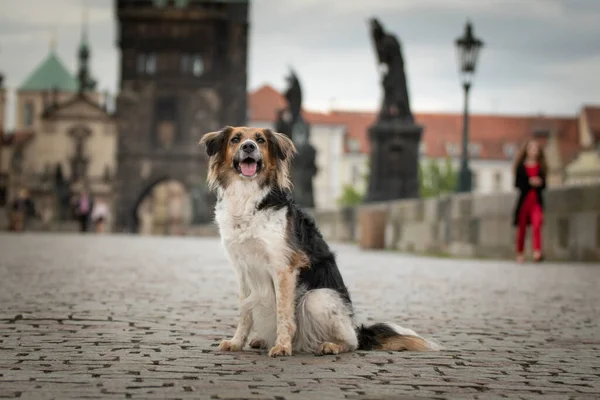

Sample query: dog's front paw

[268,343,292,357]
[219,339,243,352]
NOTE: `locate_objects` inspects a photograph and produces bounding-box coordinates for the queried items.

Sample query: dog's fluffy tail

[356,322,440,352]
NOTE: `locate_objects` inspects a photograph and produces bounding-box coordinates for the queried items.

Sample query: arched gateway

[133,178,195,235]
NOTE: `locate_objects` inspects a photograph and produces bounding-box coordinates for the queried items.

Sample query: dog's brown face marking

[200,126,296,191]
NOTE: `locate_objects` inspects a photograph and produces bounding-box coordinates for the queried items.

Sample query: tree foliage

[338,161,369,207]
[338,184,364,207]
[419,157,458,198]
[337,157,456,206]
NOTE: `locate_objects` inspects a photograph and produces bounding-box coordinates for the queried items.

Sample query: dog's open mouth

[235,158,262,177]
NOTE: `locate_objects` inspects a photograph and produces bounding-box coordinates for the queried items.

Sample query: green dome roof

[19,51,78,92]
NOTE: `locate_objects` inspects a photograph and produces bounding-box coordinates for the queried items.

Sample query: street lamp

[455,20,483,192]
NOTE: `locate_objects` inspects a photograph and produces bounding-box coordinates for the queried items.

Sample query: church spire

[49,27,57,53]
[77,6,96,93]
[81,6,88,46]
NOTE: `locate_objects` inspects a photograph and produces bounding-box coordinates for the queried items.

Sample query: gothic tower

[113,0,250,231]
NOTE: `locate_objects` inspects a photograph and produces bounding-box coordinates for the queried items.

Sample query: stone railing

[313,183,600,262]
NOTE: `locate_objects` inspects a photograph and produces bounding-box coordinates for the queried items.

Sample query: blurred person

[40,196,54,231]
[9,188,36,232]
[91,198,110,233]
[513,139,547,263]
[74,188,94,233]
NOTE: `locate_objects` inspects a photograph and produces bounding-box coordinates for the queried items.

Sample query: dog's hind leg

[314,314,358,356]
[295,288,358,355]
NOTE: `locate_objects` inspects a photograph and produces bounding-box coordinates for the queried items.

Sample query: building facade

[113,0,250,232]
[1,22,117,230]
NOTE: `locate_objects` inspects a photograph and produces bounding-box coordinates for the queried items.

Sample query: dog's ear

[199,126,233,157]
[266,130,297,161]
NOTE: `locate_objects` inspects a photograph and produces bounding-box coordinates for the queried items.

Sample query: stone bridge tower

[114,0,249,232]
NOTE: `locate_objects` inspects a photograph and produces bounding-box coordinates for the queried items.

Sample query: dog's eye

[231,137,240,144]
[256,137,265,144]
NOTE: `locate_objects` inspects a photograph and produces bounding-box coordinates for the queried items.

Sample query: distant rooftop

[19,50,78,93]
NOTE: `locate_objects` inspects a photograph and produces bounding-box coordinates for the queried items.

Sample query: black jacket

[513,163,546,226]
[11,198,36,218]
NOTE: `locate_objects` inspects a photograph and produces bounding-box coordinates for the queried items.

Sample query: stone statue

[284,70,302,124]
[370,18,412,122]
[274,70,317,208]
[70,134,89,183]
[365,18,423,203]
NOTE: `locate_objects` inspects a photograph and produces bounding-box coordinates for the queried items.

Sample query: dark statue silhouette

[54,164,71,221]
[365,18,423,203]
[274,70,317,208]
[284,71,302,125]
[370,18,413,122]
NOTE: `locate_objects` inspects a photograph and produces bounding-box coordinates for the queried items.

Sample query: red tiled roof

[247,85,287,121]
[582,105,600,140]
[413,113,580,162]
[248,85,584,163]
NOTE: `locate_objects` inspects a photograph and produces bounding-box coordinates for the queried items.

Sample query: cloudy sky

[1,0,599,129]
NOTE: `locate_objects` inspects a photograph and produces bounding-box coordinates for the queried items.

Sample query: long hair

[513,139,547,175]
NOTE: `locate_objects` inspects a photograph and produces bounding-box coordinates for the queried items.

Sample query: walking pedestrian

[9,188,36,232]
[74,188,94,233]
[91,198,110,233]
[513,139,547,263]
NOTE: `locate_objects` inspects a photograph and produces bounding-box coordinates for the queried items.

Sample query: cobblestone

[1,233,599,399]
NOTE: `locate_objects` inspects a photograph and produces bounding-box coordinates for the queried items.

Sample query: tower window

[153,98,178,149]
[181,53,204,76]
[503,143,516,159]
[445,142,459,157]
[468,142,482,158]
[347,137,360,153]
[137,53,156,75]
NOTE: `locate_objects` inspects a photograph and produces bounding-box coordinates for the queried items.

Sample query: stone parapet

[313,183,600,262]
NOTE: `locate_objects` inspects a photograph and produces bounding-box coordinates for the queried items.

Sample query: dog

[200,126,439,357]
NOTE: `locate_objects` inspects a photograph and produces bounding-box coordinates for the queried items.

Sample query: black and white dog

[200,126,439,357]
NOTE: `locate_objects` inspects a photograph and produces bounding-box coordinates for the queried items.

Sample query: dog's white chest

[214,182,288,272]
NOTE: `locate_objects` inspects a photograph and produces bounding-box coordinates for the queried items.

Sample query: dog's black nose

[242,142,256,153]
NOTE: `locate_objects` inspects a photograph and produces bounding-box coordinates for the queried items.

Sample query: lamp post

[455,20,483,192]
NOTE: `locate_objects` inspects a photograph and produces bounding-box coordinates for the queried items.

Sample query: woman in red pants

[513,139,547,263]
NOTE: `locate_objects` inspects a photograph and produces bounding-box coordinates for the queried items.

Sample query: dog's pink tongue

[241,162,257,176]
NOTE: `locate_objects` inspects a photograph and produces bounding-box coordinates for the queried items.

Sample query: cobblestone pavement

[1,233,599,400]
